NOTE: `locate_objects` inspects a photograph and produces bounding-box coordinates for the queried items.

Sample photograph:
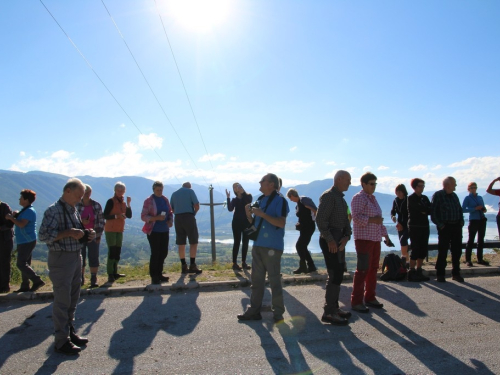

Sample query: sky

[1,0,500,196]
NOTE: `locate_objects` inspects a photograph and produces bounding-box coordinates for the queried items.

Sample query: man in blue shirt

[170,182,201,274]
[237,173,289,323]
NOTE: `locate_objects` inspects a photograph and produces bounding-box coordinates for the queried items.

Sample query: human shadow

[109,289,200,375]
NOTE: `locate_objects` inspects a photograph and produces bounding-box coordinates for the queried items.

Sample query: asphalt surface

[1,275,500,374]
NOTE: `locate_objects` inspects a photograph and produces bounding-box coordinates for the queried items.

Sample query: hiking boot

[465,261,473,267]
[232,263,243,271]
[307,265,317,273]
[70,327,88,347]
[237,313,262,321]
[89,283,99,289]
[159,275,169,282]
[321,313,348,326]
[30,280,46,292]
[181,264,189,274]
[107,275,115,283]
[477,259,490,266]
[436,275,446,283]
[407,269,418,282]
[293,260,307,274]
[337,308,352,319]
[242,262,251,270]
[55,340,81,355]
[14,287,30,293]
[352,304,369,313]
[366,300,384,309]
[416,268,430,281]
[114,273,126,279]
[452,274,465,283]
[189,263,202,274]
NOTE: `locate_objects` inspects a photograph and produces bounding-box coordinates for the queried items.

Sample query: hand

[251,207,264,217]
[475,205,484,211]
[391,216,397,223]
[328,240,338,253]
[5,213,13,221]
[167,220,173,228]
[88,229,96,242]
[126,196,132,205]
[120,213,127,219]
[69,228,85,240]
[225,189,230,198]
[396,222,403,232]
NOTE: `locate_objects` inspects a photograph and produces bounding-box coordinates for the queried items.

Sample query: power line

[39,0,182,184]
[153,0,224,196]
[101,0,211,187]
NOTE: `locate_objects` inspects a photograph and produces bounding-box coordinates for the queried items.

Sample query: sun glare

[166,0,232,32]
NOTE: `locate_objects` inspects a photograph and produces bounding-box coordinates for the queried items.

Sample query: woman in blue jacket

[462,182,488,266]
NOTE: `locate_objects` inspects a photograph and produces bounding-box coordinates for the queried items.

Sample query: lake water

[201,221,499,254]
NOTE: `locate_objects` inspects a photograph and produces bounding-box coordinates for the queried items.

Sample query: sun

[165,0,232,32]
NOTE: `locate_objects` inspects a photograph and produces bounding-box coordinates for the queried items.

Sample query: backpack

[380,253,407,281]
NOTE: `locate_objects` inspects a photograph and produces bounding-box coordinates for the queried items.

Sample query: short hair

[411,178,425,189]
[20,189,36,204]
[468,181,477,189]
[64,178,85,192]
[334,170,350,183]
[114,181,126,191]
[395,184,408,196]
[152,181,163,190]
[182,182,191,188]
[443,176,456,187]
[360,172,377,185]
[286,188,298,198]
[84,184,92,193]
[267,173,279,190]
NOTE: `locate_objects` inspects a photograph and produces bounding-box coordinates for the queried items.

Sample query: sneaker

[416,268,430,282]
[114,273,126,279]
[151,279,160,285]
[307,265,317,273]
[365,300,384,309]
[273,316,285,324]
[181,264,189,274]
[237,313,262,321]
[337,308,352,319]
[107,275,115,283]
[30,280,46,292]
[232,263,243,271]
[189,263,202,274]
[436,275,446,283]
[321,313,348,326]
[242,262,252,270]
[351,304,369,313]
[477,260,490,266]
[14,287,30,293]
[55,340,81,355]
[70,328,88,347]
[159,275,170,282]
[407,269,418,282]
[452,274,465,283]
[89,284,99,289]
[465,261,473,267]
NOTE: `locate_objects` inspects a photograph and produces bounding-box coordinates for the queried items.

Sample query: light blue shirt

[254,193,289,251]
[170,187,199,215]
[15,206,37,244]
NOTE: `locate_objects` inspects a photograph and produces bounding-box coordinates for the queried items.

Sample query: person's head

[286,188,300,203]
[232,182,245,196]
[333,170,351,193]
[83,184,92,200]
[114,181,126,197]
[63,178,86,207]
[152,181,163,197]
[360,172,377,195]
[182,182,191,189]
[467,181,478,195]
[19,189,36,207]
[411,178,425,195]
[259,173,279,195]
[395,184,408,199]
[443,176,457,194]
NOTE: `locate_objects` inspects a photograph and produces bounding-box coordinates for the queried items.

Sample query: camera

[249,201,260,209]
[79,229,91,244]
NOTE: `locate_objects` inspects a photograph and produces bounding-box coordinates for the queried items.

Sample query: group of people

[1,173,500,354]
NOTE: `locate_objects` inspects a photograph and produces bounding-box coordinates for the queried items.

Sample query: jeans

[351,240,381,306]
[16,240,42,289]
[231,219,250,264]
[320,236,345,314]
[147,231,169,280]
[465,219,486,262]
[296,224,315,266]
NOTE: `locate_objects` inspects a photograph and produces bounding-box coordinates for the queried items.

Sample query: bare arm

[486,177,500,194]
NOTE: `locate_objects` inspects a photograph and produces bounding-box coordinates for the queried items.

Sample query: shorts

[81,240,100,268]
[174,214,199,245]
[398,228,409,247]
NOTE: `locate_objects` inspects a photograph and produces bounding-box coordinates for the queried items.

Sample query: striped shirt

[39,199,84,252]
[351,190,388,241]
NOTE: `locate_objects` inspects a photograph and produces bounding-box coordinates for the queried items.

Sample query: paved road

[1,276,500,374]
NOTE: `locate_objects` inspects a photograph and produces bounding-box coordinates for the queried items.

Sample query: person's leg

[114,233,124,276]
[232,220,242,264]
[265,248,285,320]
[465,220,478,264]
[245,246,266,316]
[0,236,13,291]
[435,226,451,278]
[105,232,116,277]
[158,232,169,278]
[16,241,41,289]
[320,237,344,314]
[148,232,161,281]
[240,221,250,264]
[351,240,370,307]
[449,224,463,277]
[476,219,487,262]
[87,240,100,286]
[364,241,380,303]
[68,252,82,331]
[81,243,87,285]
[294,229,310,273]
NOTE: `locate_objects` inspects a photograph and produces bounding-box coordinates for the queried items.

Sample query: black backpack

[380,253,407,281]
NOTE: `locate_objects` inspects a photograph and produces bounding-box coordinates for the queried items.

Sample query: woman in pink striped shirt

[350,172,391,313]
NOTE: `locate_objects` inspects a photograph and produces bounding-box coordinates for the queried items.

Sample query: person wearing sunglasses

[462,182,488,267]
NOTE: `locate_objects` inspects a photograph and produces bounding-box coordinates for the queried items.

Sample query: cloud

[325,161,337,166]
[290,146,297,152]
[410,164,427,171]
[120,123,126,128]
[378,165,389,170]
[432,165,442,170]
[199,153,225,162]
[19,151,25,156]
[51,150,73,160]
[138,133,163,150]
[362,166,372,172]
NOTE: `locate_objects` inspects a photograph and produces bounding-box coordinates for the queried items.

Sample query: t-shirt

[15,206,37,244]
[254,194,289,251]
[81,205,95,230]
[153,195,169,233]
[170,188,199,215]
